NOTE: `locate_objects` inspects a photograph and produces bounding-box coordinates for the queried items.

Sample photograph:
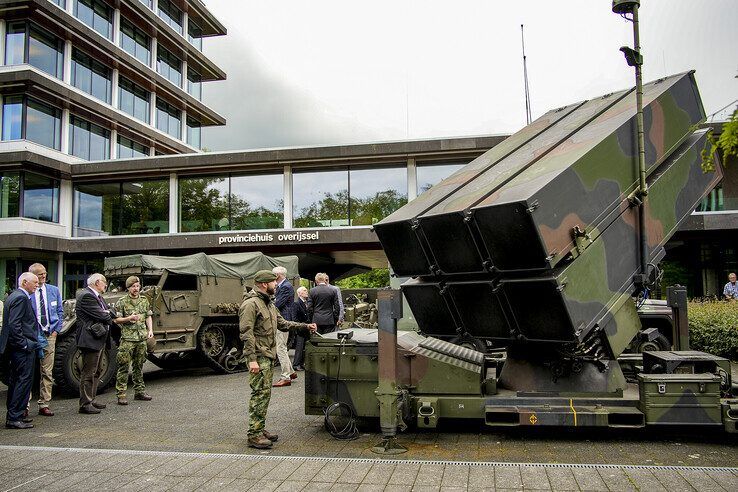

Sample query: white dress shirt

[34,284,50,332]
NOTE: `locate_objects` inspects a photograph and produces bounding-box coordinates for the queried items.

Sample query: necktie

[39,288,48,330]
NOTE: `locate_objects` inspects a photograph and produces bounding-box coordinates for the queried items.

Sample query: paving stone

[275,480,309,491]
[302,481,336,491]
[220,479,256,491]
[626,469,670,491]
[495,465,523,489]
[442,464,470,488]
[595,467,636,491]
[706,470,738,491]
[0,469,49,489]
[413,463,445,487]
[146,455,197,476]
[316,461,350,483]
[242,460,281,480]
[520,465,551,490]
[173,474,211,491]
[468,465,495,489]
[384,486,413,492]
[198,475,237,490]
[336,462,373,484]
[678,469,723,492]
[388,462,421,485]
[355,484,386,492]
[216,458,260,478]
[362,463,395,485]
[116,473,185,492]
[330,483,359,492]
[286,460,325,482]
[545,467,579,490]
[265,458,306,481]
[572,466,609,491]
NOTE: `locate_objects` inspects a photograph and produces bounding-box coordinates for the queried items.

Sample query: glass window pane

[70,116,110,160]
[230,174,284,230]
[120,180,169,234]
[416,162,466,195]
[156,98,180,139]
[118,77,150,123]
[73,182,119,236]
[5,22,26,66]
[26,98,62,150]
[0,171,21,218]
[186,117,201,148]
[158,0,183,34]
[179,176,229,232]
[75,0,112,40]
[157,47,181,87]
[187,68,202,99]
[2,96,23,141]
[293,169,348,228]
[23,172,59,222]
[120,18,150,65]
[349,167,407,226]
[116,135,149,159]
[71,49,111,103]
[29,25,63,79]
[188,19,202,50]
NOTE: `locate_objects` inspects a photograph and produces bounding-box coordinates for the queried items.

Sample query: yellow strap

[569,399,577,427]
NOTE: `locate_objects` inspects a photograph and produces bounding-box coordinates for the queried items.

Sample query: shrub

[688,300,738,360]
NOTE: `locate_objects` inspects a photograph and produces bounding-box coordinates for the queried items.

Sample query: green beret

[126,276,140,289]
[253,270,277,283]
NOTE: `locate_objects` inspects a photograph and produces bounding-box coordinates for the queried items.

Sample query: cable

[323,337,359,440]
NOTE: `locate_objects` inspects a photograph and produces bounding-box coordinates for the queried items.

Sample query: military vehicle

[340,293,379,330]
[54,252,299,394]
[304,69,738,441]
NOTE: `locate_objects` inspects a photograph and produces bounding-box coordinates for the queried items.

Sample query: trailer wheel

[635,333,671,353]
[450,334,487,353]
[53,331,118,396]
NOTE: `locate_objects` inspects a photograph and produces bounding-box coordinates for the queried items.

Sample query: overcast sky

[201,0,737,152]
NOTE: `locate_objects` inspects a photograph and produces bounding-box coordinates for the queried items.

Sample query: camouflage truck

[54,252,299,394]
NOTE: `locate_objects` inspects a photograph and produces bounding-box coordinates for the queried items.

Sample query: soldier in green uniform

[239,270,316,449]
[114,276,154,405]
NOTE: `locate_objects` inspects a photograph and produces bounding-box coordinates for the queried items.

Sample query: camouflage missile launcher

[54,252,299,394]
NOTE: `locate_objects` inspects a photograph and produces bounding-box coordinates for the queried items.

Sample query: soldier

[239,270,316,449]
[114,276,154,405]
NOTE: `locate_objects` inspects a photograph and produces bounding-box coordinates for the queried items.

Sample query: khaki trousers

[37,334,56,408]
[274,329,293,380]
[79,349,103,408]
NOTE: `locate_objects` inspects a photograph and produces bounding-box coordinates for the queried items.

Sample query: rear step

[485,405,645,428]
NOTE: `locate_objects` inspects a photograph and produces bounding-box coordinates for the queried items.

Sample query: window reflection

[0,172,20,218]
[156,46,182,87]
[118,77,150,123]
[293,169,348,227]
[117,136,149,159]
[120,18,150,65]
[158,0,183,34]
[156,98,181,139]
[188,19,203,50]
[75,0,113,40]
[71,48,112,103]
[23,173,59,222]
[696,185,727,212]
[416,162,466,195]
[186,117,201,148]
[73,180,168,236]
[5,22,64,79]
[1,96,62,150]
[349,167,406,225]
[70,115,110,160]
[230,174,283,230]
[179,175,229,232]
[187,69,202,100]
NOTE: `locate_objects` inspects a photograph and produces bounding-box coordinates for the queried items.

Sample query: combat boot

[247,435,273,449]
[263,430,279,442]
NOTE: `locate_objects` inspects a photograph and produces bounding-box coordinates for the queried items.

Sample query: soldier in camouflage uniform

[239,270,316,449]
[114,276,154,405]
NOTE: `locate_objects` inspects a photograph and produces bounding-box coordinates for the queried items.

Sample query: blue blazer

[29,284,64,334]
[274,279,295,321]
[0,288,40,356]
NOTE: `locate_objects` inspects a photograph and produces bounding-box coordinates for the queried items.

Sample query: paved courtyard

[1,363,737,490]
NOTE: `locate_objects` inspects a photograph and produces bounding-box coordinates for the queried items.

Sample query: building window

[69,115,110,160]
[349,167,407,225]
[156,98,181,139]
[230,174,284,230]
[75,0,113,40]
[0,171,59,222]
[1,96,62,150]
[138,0,153,9]
[5,22,64,79]
[179,175,229,232]
[696,185,726,212]
[416,161,466,195]
[73,179,169,236]
[187,68,202,100]
[117,135,149,159]
[187,18,203,50]
[293,169,348,227]
[120,18,151,66]
[49,0,66,8]
[186,117,201,149]
[71,48,112,104]
[118,77,150,123]
[158,0,183,34]
[157,46,182,87]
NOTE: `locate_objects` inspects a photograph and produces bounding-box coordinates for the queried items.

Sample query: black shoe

[134,393,152,401]
[22,417,33,423]
[79,405,101,414]
[91,401,107,409]
[294,365,305,371]
[6,420,33,429]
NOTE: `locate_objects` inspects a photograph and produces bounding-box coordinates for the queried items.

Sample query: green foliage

[336,268,390,289]
[688,300,738,360]
[294,189,407,228]
[702,109,738,172]
[659,261,689,295]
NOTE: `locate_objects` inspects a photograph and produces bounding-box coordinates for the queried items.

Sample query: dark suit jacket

[0,288,39,356]
[75,287,114,352]
[274,279,295,321]
[292,297,309,324]
[308,284,339,326]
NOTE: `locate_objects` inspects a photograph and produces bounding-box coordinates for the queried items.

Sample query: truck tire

[450,334,487,353]
[634,332,671,353]
[53,330,118,396]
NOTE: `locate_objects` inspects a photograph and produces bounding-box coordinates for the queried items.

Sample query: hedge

[688,300,738,360]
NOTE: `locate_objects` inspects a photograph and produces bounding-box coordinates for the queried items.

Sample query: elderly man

[325,275,345,326]
[75,273,137,414]
[309,273,340,334]
[28,263,63,417]
[1,272,39,429]
[724,273,738,300]
[114,276,154,405]
[291,286,310,371]
[239,270,316,449]
[272,266,296,387]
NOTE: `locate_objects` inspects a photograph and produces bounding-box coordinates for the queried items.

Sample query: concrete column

[0,95,4,133]
[63,40,72,84]
[56,252,64,296]
[110,128,117,159]
[283,164,293,229]
[150,37,158,71]
[152,0,158,14]
[66,0,73,15]
[61,108,71,154]
[181,59,188,91]
[0,20,6,66]
[407,157,417,201]
[182,12,188,39]
[149,146,155,156]
[112,8,121,45]
[168,172,178,233]
[59,178,73,237]
[111,68,119,108]
[179,109,186,142]
[149,92,157,127]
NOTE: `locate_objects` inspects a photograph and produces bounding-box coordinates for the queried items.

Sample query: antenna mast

[521,24,532,125]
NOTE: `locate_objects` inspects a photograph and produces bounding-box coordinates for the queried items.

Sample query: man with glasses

[28,263,63,417]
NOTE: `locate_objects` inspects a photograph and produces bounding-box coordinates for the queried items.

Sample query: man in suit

[272,266,296,387]
[291,286,310,371]
[308,273,340,334]
[28,263,64,417]
[1,272,40,429]
[325,275,345,327]
[75,273,137,414]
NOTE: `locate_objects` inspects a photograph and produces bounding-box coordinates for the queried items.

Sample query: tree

[336,268,390,289]
[703,109,738,172]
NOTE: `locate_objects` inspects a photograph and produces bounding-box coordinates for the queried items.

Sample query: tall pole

[521,24,532,125]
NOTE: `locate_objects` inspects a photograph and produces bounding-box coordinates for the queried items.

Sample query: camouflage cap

[126,276,140,289]
[254,270,277,283]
